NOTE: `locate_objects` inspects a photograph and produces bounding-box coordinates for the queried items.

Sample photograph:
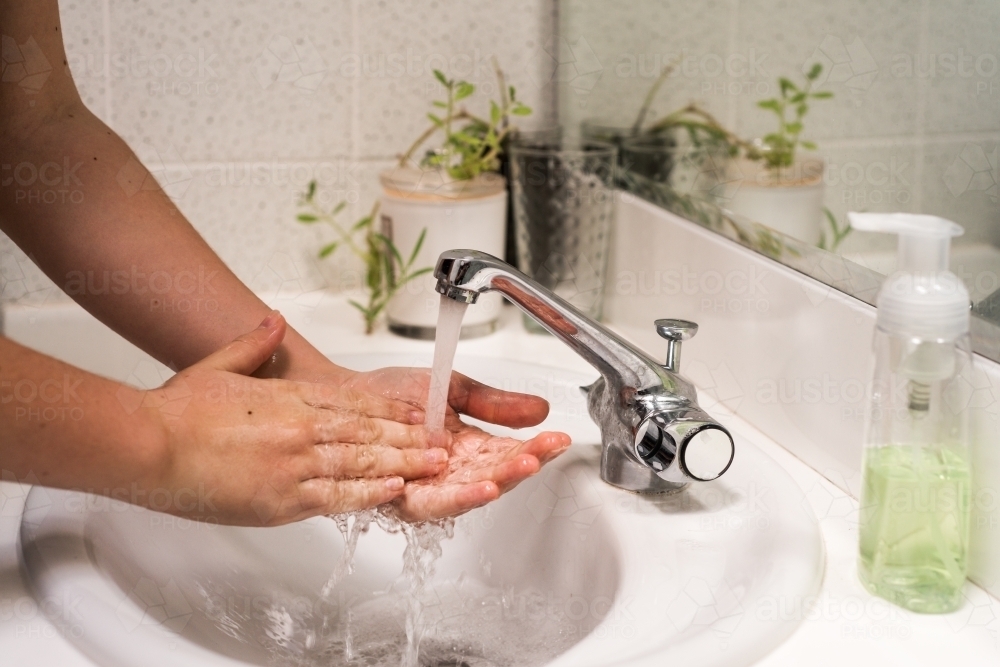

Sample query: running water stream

[324,295,468,667]
[197,299,592,666]
[425,295,469,434]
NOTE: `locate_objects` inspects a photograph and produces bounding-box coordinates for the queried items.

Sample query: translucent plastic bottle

[850,212,973,613]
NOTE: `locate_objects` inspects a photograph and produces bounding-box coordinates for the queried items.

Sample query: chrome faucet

[434,249,735,494]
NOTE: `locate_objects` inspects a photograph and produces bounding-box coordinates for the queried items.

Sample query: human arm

[0,312,457,525]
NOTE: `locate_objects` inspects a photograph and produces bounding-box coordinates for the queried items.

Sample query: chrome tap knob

[655,319,698,372]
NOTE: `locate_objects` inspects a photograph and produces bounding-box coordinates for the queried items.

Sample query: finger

[393,481,499,522]
[197,310,286,375]
[447,453,540,489]
[312,444,448,480]
[449,372,549,428]
[299,384,423,425]
[293,476,406,519]
[313,411,448,449]
[514,431,572,465]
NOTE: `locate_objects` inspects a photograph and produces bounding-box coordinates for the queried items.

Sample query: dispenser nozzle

[847,212,963,273]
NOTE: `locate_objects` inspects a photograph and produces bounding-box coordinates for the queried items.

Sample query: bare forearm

[0,336,163,491]
[0,102,342,379]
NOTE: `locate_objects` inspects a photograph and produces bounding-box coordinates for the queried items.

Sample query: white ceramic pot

[379,168,507,339]
[724,158,825,245]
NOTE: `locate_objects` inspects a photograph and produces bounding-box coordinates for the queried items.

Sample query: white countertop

[1,297,999,666]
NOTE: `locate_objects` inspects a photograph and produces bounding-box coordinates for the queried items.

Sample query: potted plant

[722,64,833,244]
[611,64,839,246]
[299,64,530,338]
[296,191,430,335]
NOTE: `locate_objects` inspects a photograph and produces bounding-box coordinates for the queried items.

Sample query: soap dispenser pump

[848,212,973,613]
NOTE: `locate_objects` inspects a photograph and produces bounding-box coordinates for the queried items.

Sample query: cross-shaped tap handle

[654,319,699,373]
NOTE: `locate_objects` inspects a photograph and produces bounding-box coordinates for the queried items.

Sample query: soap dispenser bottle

[848,212,973,613]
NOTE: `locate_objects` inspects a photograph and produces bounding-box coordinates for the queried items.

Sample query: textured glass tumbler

[509,137,617,333]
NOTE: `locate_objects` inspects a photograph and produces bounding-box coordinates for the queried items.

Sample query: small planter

[581,119,678,185]
[724,157,826,245]
[379,167,506,339]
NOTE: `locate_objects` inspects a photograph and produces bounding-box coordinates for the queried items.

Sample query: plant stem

[632,62,676,135]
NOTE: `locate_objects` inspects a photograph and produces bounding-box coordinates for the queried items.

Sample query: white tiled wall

[559,0,1000,255]
[1,0,557,306]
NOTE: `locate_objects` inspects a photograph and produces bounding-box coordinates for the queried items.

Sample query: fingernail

[424,448,448,464]
[386,477,404,491]
[258,310,280,329]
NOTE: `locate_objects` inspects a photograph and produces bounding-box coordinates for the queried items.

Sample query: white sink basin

[20,355,823,667]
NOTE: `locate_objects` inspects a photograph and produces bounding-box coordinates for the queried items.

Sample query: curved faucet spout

[435,249,734,493]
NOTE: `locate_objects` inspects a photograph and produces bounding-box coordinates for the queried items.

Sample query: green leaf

[757,99,781,112]
[511,103,532,116]
[811,90,834,99]
[351,215,372,232]
[306,180,316,201]
[778,77,795,95]
[400,266,432,286]
[807,62,823,80]
[297,213,319,223]
[332,201,347,215]
[427,112,444,127]
[455,82,475,100]
[490,100,501,125]
[800,140,817,150]
[784,121,803,134]
[449,130,479,146]
[509,85,516,101]
[790,92,806,104]
[433,69,449,87]
[796,103,808,117]
[432,100,447,108]
[318,241,339,258]
[407,228,428,267]
[374,232,405,267]
[348,299,368,315]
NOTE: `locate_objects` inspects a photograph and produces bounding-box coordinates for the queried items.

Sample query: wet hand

[392,425,571,522]
[141,312,450,526]
[340,366,551,429]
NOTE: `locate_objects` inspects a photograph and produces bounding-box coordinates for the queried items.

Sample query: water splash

[196,508,590,667]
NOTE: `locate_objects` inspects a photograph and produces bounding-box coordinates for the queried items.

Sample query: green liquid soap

[858,445,971,613]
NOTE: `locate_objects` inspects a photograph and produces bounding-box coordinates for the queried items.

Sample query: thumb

[198,310,286,375]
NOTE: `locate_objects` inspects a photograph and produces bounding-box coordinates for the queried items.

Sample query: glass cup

[509,133,617,333]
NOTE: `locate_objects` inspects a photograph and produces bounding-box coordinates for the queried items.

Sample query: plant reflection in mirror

[818,208,854,253]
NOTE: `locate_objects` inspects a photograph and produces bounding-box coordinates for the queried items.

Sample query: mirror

[557,0,1000,361]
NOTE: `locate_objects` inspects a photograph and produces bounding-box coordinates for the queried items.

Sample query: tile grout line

[726,0,740,132]
[102,0,111,122]
[350,0,361,175]
[911,0,930,211]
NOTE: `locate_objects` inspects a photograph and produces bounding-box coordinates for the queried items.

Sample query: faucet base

[600,445,688,494]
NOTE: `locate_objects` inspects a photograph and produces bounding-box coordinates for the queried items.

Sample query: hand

[140,312,450,526]
[341,366,571,521]
[392,425,571,522]
[340,366,551,429]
